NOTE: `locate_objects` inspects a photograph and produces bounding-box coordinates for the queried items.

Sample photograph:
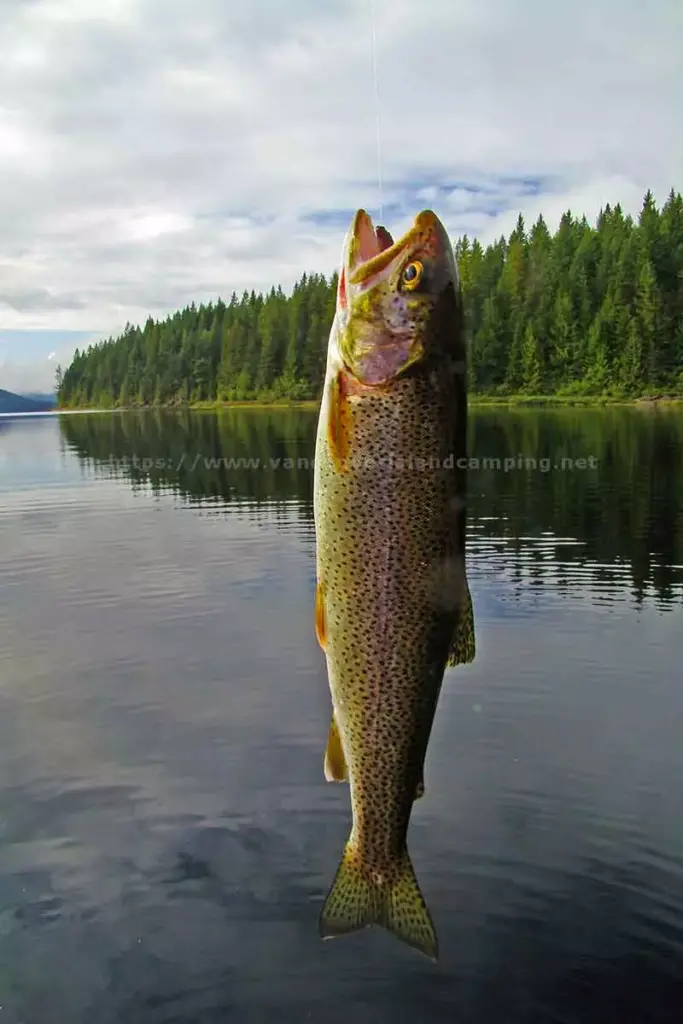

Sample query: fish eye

[401,261,423,290]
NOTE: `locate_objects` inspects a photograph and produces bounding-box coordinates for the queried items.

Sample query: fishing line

[369,0,384,224]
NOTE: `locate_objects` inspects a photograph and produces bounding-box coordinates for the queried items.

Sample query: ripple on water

[1,411,683,1022]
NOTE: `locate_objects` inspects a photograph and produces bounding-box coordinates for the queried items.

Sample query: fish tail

[318,840,438,961]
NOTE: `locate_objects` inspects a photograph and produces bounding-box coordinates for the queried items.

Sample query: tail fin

[318,842,438,961]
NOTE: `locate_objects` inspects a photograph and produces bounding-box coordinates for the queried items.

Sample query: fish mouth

[346,209,443,287]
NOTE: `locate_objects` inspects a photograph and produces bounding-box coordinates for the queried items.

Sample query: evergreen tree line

[58,189,683,408]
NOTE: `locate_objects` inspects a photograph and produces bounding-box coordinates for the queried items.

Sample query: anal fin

[324,713,348,782]
[315,581,327,650]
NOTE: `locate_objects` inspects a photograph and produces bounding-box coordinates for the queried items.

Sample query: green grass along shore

[56,393,683,413]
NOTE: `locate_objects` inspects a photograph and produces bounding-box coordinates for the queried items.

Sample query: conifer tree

[57,190,683,408]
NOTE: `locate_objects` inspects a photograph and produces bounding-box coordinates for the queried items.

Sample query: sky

[1,0,682,392]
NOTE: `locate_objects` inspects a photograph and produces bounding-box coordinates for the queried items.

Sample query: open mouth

[352,211,394,264]
[348,209,422,287]
[347,209,445,288]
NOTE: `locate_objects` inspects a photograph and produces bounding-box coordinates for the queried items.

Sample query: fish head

[333,208,461,386]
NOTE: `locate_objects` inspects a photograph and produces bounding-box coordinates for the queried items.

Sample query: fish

[312,208,476,962]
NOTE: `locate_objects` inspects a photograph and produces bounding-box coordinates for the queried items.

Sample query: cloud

[1,359,56,394]
[0,337,98,392]
[0,0,681,352]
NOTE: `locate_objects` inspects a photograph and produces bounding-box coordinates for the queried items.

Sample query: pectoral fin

[446,576,476,667]
[327,370,351,472]
[324,713,348,782]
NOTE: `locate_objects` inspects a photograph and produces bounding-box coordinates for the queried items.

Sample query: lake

[1,406,682,1023]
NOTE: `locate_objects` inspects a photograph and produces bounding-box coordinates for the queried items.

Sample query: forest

[57,189,683,407]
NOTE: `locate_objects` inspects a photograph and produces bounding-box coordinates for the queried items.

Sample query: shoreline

[55,394,683,414]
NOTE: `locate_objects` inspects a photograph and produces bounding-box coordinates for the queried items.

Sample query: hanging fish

[313,208,475,961]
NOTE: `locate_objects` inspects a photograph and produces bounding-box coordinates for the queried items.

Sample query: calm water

[1,407,683,1023]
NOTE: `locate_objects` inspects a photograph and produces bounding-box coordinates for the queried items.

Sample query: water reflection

[57,407,683,606]
[0,410,682,1023]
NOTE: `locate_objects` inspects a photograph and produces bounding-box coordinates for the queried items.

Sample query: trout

[313,208,475,961]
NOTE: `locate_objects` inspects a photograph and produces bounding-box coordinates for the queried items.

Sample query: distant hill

[20,391,57,408]
[0,389,55,413]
